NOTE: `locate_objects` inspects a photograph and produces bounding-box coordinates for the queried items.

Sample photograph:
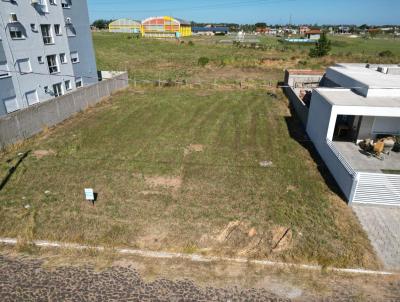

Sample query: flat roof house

[305,64,400,206]
[0,0,98,117]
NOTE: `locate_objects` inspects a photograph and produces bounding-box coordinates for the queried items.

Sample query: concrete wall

[0,72,128,149]
[284,87,309,126]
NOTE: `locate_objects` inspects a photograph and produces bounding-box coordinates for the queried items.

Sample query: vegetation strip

[0,238,395,276]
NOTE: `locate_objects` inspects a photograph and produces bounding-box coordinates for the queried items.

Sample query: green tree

[309,33,331,58]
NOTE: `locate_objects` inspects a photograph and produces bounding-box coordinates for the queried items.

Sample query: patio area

[333,141,400,173]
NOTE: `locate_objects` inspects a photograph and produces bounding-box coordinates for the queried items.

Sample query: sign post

[84,188,95,206]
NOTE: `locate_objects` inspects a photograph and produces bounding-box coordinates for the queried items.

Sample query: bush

[379,50,394,57]
[309,33,331,58]
[198,57,210,67]
[188,41,194,46]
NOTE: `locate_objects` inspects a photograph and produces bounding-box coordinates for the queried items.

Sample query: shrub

[309,33,331,58]
[198,57,210,67]
[379,50,394,57]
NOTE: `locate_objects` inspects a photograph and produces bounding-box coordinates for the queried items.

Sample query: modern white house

[0,0,98,117]
[307,64,400,206]
[286,64,400,206]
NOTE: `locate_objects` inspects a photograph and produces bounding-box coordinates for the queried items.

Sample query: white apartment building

[0,0,98,117]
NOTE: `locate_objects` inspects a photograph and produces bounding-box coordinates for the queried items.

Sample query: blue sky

[87,0,400,25]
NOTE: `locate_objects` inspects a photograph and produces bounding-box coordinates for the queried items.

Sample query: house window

[16,58,32,74]
[60,53,67,64]
[54,24,62,35]
[25,90,39,106]
[9,26,23,39]
[70,51,79,64]
[61,0,71,8]
[46,55,59,74]
[9,13,18,23]
[65,80,71,90]
[75,77,82,88]
[53,83,63,97]
[38,56,44,64]
[0,62,10,78]
[40,24,54,44]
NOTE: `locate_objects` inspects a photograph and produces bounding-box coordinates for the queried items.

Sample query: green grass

[0,88,378,269]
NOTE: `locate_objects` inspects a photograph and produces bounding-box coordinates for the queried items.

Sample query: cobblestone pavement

[0,255,289,301]
[0,255,399,301]
[353,204,400,270]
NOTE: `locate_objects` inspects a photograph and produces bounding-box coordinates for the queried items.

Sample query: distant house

[285,64,400,206]
[192,26,229,36]
[299,26,310,35]
[304,29,321,40]
[109,19,141,34]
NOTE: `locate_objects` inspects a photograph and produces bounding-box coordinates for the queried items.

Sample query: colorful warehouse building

[109,18,141,33]
[141,16,192,38]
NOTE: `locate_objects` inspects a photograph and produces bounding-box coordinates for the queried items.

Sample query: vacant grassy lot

[0,87,377,269]
[2,32,397,269]
[94,32,400,81]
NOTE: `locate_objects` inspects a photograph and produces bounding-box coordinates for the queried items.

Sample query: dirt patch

[145,176,182,191]
[271,226,293,253]
[184,144,204,157]
[216,221,243,243]
[32,150,56,159]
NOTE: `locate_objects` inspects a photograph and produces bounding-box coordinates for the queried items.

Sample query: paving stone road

[353,204,400,270]
[0,254,399,301]
[0,255,289,302]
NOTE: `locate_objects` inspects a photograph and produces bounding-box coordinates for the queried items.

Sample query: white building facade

[0,0,98,117]
[306,64,400,206]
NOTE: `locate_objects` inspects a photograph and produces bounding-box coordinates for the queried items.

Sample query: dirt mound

[33,150,56,159]
[215,221,293,256]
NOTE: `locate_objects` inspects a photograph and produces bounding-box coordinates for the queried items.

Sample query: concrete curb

[0,238,397,276]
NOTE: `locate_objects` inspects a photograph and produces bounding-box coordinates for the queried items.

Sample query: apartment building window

[46,55,59,74]
[66,24,76,37]
[0,62,10,78]
[65,80,72,91]
[60,53,67,64]
[31,24,38,32]
[41,24,54,44]
[54,24,62,35]
[9,26,23,39]
[70,51,79,64]
[38,56,44,64]
[61,0,72,8]
[17,58,32,74]
[75,77,82,88]
[53,83,63,97]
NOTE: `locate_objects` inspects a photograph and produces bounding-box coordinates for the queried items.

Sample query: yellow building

[109,19,141,34]
[141,16,192,38]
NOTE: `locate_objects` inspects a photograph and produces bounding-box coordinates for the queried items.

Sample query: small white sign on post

[84,188,95,201]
